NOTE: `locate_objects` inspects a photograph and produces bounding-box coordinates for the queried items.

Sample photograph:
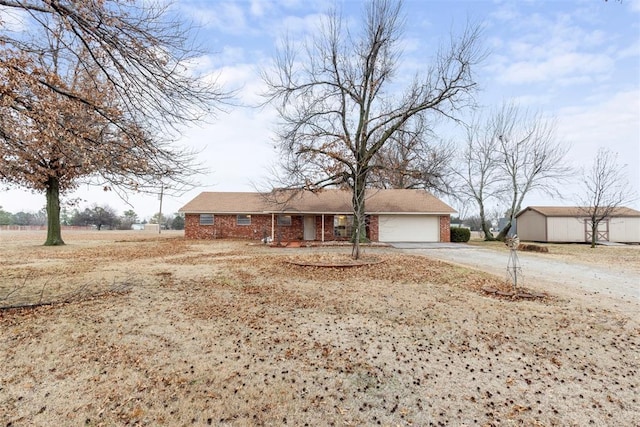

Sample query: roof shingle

[516,206,640,218]
[179,189,456,215]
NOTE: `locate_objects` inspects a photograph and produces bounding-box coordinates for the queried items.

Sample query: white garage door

[378,215,439,242]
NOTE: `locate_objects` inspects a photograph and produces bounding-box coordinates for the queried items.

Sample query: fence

[0,225,95,231]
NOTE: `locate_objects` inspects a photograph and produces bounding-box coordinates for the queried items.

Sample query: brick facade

[185,214,346,242]
[312,215,338,241]
[185,213,450,243]
[367,215,379,242]
[185,214,274,240]
[439,215,451,243]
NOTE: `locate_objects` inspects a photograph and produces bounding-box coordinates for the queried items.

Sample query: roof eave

[180,210,455,215]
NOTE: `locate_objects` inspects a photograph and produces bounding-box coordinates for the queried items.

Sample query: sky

[1,0,639,220]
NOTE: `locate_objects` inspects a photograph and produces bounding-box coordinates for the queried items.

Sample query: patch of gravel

[399,246,639,308]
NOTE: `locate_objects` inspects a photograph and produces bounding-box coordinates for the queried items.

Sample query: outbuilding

[515,206,640,243]
[179,189,456,243]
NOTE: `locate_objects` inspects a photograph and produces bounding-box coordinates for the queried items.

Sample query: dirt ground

[1,230,639,426]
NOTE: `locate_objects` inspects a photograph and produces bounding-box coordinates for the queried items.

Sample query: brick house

[179,189,455,243]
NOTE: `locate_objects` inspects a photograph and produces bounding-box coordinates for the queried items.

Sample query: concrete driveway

[390,243,640,302]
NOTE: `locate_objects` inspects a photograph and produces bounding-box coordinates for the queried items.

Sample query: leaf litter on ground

[0,232,638,426]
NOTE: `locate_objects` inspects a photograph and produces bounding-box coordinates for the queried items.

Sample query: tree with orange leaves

[0,1,227,245]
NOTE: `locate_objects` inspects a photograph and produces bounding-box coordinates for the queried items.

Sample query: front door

[304,216,316,241]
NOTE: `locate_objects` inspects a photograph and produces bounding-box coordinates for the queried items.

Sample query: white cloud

[399,36,422,55]
[498,52,613,85]
[556,89,640,206]
[181,2,251,35]
[216,46,248,66]
[489,2,520,23]
[616,39,640,60]
[250,0,267,17]
[558,90,639,150]
[279,13,326,37]
[485,3,624,87]
[508,93,554,108]
[215,62,267,104]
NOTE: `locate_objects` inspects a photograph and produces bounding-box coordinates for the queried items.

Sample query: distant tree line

[0,205,184,231]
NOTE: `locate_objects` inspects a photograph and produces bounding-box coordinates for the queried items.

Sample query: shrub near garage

[450,227,471,242]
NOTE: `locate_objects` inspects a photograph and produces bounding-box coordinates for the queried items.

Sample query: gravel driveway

[392,243,640,302]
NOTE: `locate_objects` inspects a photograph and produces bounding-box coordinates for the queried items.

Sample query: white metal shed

[515,206,640,243]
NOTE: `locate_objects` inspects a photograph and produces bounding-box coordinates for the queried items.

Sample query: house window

[334,215,353,238]
[200,214,214,225]
[237,214,251,225]
[277,215,292,226]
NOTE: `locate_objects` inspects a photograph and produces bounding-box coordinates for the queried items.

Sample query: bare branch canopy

[262,0,484,258]
[577,148,637,248]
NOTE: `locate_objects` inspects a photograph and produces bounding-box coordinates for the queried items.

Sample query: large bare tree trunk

[496,223,511,241]
[478,203,495,241]
[351,172,368,259]
[44,176,64,246]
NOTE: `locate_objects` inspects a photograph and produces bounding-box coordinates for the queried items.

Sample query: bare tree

[368,115,455,194]
[0,1,227,245]
[453,117,504,240]
[493,102,570,240]
[455,102,569,241]
[577,148,636,248]
[262,0,483,258]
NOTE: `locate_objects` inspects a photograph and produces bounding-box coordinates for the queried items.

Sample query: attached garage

[378,215,439,242]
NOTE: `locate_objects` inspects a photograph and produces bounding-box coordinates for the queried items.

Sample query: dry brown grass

[468,238,640,272]
[1,231,639,426]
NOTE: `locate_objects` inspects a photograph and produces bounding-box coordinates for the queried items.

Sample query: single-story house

[178,189,456,243]
[515,206,640,243]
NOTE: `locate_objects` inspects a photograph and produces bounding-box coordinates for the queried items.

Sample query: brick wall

[367,215,379,242]
[273,216,305,242]
[184,213,312,241]
[439,215,451,243]
[185,213,418,242]
[313,215,338,241]
[185,214,274,240]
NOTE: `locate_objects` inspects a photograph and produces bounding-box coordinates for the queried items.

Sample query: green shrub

[450,227,470,243]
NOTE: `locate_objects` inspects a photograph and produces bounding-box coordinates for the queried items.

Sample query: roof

[515,206,640,218]
[179,189,456,215]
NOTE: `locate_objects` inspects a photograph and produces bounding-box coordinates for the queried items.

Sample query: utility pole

[158,182,164,234]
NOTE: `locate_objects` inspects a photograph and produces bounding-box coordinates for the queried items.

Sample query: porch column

[271,213,275,241]
[321,214,325,243]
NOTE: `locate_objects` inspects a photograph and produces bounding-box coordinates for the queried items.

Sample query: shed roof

[179,189,456,215]
[516,206,640,218]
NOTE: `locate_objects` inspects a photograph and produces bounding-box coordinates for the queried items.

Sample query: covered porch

[267,213,378,243]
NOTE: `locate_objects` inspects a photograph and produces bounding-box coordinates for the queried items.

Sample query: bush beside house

[450,227,471,242]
